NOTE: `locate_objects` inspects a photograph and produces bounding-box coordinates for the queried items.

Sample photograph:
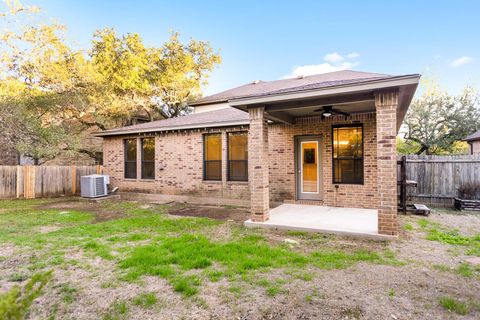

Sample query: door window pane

[302,142,318,193]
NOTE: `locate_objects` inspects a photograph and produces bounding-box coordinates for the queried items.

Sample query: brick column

[375,91,399,236]
[248,106,270,222]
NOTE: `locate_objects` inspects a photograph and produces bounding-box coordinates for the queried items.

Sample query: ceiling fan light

[322,111,332,117]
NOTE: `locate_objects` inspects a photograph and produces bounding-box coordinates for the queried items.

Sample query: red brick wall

[103,127,250,200]
[102,112,378,209]
[268,113,377,209]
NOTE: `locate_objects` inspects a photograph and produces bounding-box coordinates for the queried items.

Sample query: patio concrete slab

[245,204,393,240]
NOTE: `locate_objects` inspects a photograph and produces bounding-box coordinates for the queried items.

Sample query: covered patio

[244,204,392,239]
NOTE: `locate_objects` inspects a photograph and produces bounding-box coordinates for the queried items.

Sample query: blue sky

[30,0,480,96]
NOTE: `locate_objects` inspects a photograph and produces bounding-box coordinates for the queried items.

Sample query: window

[141,138,155,179]
[203,134,222,180]
[228,132,248,181]
[332,125,363,184]
[124,139,137,179]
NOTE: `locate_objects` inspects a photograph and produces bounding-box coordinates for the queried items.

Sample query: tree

[89,29,221,122]
[401,82,480,155]
[0,1,221,163]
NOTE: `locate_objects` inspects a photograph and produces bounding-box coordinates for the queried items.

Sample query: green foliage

[59,283,78,304]
[456,263,480,278]
[417,218,480,256]
[0,271,53,320]
[132,293,157,308]
[388,288,395,298]
[396,137,421,155]
[103,300,129,320]
[403,223,414,231]
[439,297,470,315]
[171,275,201,297]
[0,3,221,162]
[402,80,480,155]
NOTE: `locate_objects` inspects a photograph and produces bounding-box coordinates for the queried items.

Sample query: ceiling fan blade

[313,108,324,112]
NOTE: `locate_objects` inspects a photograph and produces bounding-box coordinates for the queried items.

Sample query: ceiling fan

[314,105,350,119]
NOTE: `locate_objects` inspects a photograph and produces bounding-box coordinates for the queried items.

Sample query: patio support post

[248,106,270,222]
[375,91,399,236]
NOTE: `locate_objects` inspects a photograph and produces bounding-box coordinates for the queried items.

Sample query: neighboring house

[95,70,420,236]
[464,129,480,154]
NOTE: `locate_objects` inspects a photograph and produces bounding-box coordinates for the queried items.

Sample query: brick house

[96,71,420,236]
[464,129,480,154]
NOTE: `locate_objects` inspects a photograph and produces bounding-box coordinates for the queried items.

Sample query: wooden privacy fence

[400,154,480,207]
[0,165,102,199]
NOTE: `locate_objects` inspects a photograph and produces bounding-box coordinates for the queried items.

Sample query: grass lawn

[0,198,479,319]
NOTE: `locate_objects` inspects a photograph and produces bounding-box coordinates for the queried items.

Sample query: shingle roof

[95,107,249,136]
[95,70,419,137]
[465,129,480,141]
[190,70,393,105]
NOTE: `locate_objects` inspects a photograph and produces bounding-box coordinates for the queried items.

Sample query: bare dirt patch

[37,198,127,223]
[167,203,250,222]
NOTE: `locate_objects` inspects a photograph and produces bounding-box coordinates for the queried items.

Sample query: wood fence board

[0,165,102,199]
[401,155,480,207]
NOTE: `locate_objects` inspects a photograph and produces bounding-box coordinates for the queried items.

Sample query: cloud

[346,52,360,59]
[324,52,344,63]
[451,56,474,67]
[282,51,360,78]
[286,62,359,78]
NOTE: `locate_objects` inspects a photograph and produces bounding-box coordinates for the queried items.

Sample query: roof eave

[228,74,421,106]
[93,120,250,137]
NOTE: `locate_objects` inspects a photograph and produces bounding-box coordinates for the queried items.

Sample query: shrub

[0,271,53,320]
[458,182,480,200]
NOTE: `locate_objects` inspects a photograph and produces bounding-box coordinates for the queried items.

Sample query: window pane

[333,126,363,184]
[142,138,155,161]
[204,134,222,180]
[228,132,248,181]
[354,127,363,157]
[354,159,364,182]
[205,134,221,161]
[334,127,362,158]
[334,159,355,183]
[228,132,248,160]
[124,139,137,179]
[125,139,136,161]
[142,162,155,179]
[228,161,248,181]
[205,161,221,180]
[125,162,136,179]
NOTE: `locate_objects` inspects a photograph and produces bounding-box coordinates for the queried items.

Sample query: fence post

[71,166,77,194]
[16,165,20,198]
[96,165,101,174]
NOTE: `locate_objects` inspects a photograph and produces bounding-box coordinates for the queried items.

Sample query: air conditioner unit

[80,174,110,198]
